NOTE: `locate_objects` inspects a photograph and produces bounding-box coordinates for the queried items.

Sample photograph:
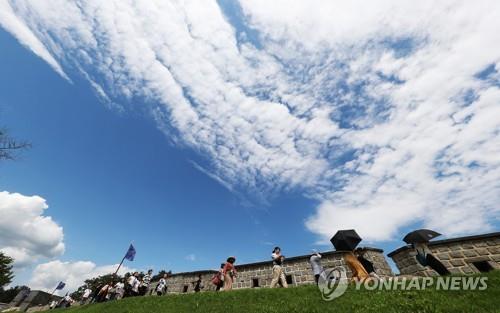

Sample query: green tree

[151,270,172,282]
[0,285,29,303]
[0,252,14,288]
[0,128,30,160]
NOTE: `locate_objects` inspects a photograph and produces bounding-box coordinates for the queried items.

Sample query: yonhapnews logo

[318,266,488,301]
[318,266,349,301]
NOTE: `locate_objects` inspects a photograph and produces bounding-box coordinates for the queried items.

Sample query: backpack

[211,272,222,286]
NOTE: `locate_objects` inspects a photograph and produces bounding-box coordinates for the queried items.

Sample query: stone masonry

[156,247,393,294]
[388,232,500,276]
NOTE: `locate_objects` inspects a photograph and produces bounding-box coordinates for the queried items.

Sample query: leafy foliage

[151,270,172,282]
[0,285,29,303]
[0,129,30,160]
[0,252,14,288]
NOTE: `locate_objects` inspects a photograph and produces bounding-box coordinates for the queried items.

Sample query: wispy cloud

[185,254,196,262]
[1,0,499,243]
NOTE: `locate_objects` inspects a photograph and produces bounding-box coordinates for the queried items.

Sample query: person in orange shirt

[223,257,237,291]
[344,252,370,281]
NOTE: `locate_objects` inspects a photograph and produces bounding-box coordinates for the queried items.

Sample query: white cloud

[0,191,65,267]
[0,1,68,80]
[29,260,134,295]
[1,1,499,243]
[184,254,196,262]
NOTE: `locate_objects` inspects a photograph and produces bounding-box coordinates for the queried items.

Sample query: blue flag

[124,244,136,261]
[56,281,66,290]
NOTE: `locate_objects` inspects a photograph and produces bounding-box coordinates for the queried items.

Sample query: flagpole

[113,255,126,276]
[114,243,133,276]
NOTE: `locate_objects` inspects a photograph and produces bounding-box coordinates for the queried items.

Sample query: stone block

[448,267,462,274]
[463,250,478,257]
[467,256,490,263]
[450,259,465,267]
[474,242,487,248]
[476,248,490,256]
[436,247,451,253]
[461,243,474,249]
[487,247,500,254]
[449,251,464,258]
[486,240,497,246]
[449,244,463,251]
[436,253,450,260]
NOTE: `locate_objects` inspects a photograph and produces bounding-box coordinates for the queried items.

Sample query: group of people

[211,256,237,291]
[50,269,168,309]
[49,245,386,309]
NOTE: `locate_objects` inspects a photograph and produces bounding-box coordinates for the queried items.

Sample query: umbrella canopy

[330,229,362,251]
[403,229,441,244]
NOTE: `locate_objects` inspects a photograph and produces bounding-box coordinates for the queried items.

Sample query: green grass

[57,271,500,313]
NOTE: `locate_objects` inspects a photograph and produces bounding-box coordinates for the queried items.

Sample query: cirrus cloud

[1,0,499,242]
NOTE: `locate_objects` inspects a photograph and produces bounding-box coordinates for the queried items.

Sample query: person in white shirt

[114,280,125,300]
[156,274,168,296]
[81,287,92,304]
[127,272,140,297]
[309,250,324,285]
[140,269,153,295]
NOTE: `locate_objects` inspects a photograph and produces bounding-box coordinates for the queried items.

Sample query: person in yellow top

[344,252,370,281]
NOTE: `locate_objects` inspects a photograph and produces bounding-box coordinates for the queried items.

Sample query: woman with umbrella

[331,230,370,281]
[404,229,450,276]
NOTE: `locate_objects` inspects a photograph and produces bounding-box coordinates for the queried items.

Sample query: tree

[0,252,14,289]
[0,129,30,160]
[151,270,172,282]
[0,285,29,303]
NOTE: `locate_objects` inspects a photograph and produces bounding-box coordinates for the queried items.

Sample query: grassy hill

[56,271,499,313]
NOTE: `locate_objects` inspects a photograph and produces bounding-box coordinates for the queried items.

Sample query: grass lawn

[55,271,499,313]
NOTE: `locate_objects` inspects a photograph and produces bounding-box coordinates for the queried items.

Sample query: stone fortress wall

[388,232,500,276]
[10,231,500,310]
[155,247,393,294]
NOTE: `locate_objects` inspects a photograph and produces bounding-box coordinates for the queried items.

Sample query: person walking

[223,257,237,291]
[140,269,153,296]
[80,286,92,305]
[96,281,113,302]
[355,248,380,279]
[309,250,323,284]
[212,263,225,291]
[193,274,203,293]
[126,272,140,297]
[270,247,288,288]
[114,280,125,300]
[156,273,168,296]
[344,252,370,281]
[413,242,450,275]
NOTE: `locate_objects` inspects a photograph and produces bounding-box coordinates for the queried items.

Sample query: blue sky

[0,26,333,285]
[0,1,499,292]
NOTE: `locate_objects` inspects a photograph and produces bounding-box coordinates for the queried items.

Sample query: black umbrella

[403,229,441,244]
[330,229,362,251]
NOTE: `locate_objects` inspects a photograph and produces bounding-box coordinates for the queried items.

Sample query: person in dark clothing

[193,274,203,292]
[355,248,380,279]
[413,242,450,275]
